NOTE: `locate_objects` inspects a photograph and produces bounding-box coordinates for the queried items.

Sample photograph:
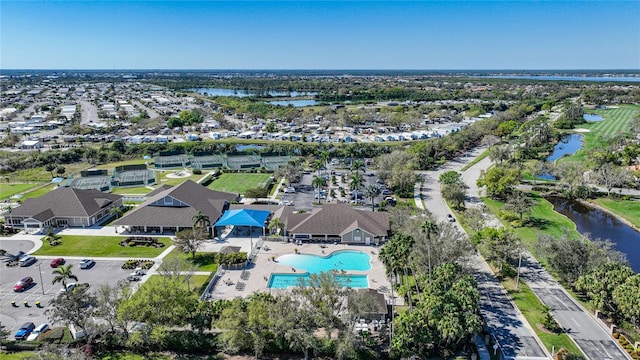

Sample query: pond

[547,197,640,273]
[583,113,604,122]
[188,88,318,98]
[537,133,584,180]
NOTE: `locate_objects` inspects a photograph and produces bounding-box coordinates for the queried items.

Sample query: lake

[188,88,318,97]
[537,133,584,180]
[268,100,319,107]
[583,113,604,122]
[547,197,640,273]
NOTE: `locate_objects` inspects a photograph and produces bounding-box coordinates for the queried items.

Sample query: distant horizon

[2,1,638,70]
[2,68,639,72]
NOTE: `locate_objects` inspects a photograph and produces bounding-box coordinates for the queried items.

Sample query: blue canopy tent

[214,209,271,250]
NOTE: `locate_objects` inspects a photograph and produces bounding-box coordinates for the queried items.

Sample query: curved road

[416,148,549,360]
[423,148,631,360]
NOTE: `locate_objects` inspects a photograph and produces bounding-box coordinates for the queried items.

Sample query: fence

[200,266,225,301]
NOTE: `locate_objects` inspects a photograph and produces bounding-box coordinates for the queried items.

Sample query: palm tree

[364,184,381,212]
[192,211,210,232]
[52,264,78,294]
[310,159,324,175]
[110,206,124,220]
[349,172,364,193]
[351,159,365,174]
[420,219,439,279]
[311,175,327,204]
[268,217,285,236]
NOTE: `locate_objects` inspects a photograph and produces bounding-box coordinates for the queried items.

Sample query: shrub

[39,327,65,343]
[193,169,202,175]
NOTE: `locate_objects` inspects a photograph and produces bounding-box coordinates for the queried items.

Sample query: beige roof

[11,187,122,218]
[288,204,389,236]
[114,180,235,228]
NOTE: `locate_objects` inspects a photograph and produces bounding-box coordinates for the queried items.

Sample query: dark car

[14,277,34,292]
[79,259,95,269]
[50,257,65,268]
[15,322,35,340]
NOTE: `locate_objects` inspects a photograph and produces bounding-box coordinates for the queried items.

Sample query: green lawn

[163,247,220,272]
[563,105,640,164]
[483,193,581,248]
[21,184,58,200]
[111,186,154,195]
[593,198,640,229]
[502,278,584,356]
[157,171,204,186]
[207,173,272,194]
[461,149,490,172]
[33,235,172,257]
[0,183,39,200]
[4,163,90,183]
[144,274,211,294]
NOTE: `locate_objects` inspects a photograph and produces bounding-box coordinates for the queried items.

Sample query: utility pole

[37,263,45,295]
[515,252,523,289]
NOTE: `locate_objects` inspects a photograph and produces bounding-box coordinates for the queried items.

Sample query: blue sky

[1,1,639,70]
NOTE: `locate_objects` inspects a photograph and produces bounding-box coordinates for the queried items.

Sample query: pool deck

[205,239,398,302]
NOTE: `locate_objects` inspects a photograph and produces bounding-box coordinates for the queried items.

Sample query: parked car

[127,273,142,281]
[381,189,394,196]
[79,259,95,269]
[284,187,296,193]
[26,323,49,341]
[447,214,456,222]
[15,322,35,340]
[19,255,37,267]
[14,276,34,292]
[50,257,65,268]
[60,283,77,293]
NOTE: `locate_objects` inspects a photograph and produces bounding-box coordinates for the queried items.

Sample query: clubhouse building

[7,187,123,233]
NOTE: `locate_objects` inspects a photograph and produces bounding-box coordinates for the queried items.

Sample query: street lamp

[37,263,45,295]
[515,252,523,289]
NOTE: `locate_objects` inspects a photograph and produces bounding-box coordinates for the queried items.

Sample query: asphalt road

[417,147,549,360]
[79,100,99,125]
[520,256,631,360]
[453,150,631,360]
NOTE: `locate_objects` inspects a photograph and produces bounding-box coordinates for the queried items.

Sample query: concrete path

[448,149,631,360]
[415,147,548,360]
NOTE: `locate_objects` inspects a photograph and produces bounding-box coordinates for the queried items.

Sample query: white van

[19,255,37,267]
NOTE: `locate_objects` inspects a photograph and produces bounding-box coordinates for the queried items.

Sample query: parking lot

[1,239,139,333]
[283,167,389,211]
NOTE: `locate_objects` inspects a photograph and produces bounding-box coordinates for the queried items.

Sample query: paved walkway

[439,148,631,360]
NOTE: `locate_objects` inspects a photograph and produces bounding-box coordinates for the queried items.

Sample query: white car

[284,187,296,193]
[60,283,76,293]
[26,323,49,341]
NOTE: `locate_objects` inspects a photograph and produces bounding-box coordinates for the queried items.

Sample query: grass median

[502,277,583,356]
[33,235,172,257]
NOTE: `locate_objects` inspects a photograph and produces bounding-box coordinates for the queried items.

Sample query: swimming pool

[268,250,371,289]
[275,250,371,272]
[268,273,369,289]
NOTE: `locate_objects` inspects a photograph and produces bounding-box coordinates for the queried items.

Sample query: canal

[547,197,640,272]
